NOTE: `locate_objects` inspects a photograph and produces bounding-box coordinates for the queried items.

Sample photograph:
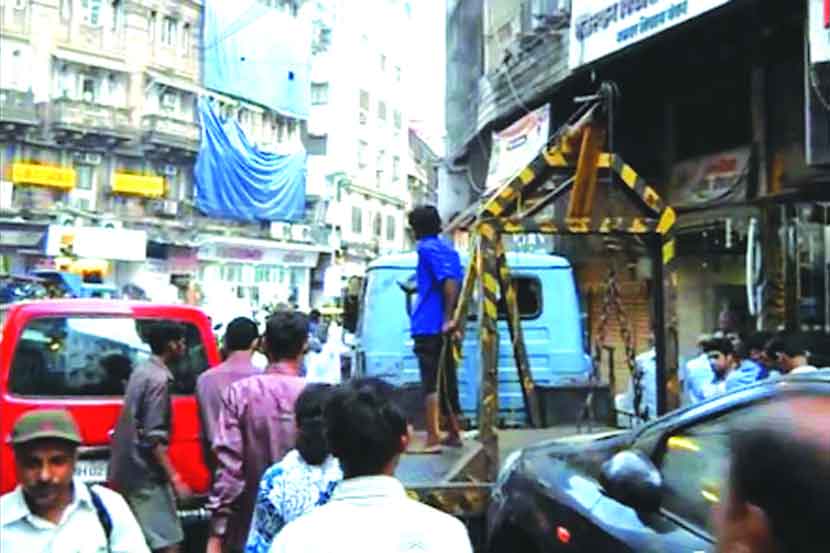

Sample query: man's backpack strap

[87,484,113,553]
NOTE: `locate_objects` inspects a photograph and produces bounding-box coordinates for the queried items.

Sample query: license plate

[74,460,108,484]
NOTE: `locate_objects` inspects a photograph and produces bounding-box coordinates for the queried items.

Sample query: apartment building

[0,0,325,310]
[309,0,412,277]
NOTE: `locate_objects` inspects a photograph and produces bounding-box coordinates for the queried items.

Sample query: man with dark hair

[715,396,830,553]
[777,333,817,374]
[205,311,307,553]
[196,317,260,473]
[2,410,149,553]
[407,205,464,451]
[271,378,473,552]
[109,322,190,553]
[743,332,774,379]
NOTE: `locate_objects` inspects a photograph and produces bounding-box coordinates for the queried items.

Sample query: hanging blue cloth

[194,99,307,222]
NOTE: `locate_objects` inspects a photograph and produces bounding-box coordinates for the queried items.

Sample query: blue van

[354,251,592,426]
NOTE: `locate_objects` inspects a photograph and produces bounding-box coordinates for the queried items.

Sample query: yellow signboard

[11,163,76,190]
[112,173,165,198]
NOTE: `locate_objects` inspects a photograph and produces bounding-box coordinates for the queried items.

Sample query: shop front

[197,237,326,314]
[38,225,148,289]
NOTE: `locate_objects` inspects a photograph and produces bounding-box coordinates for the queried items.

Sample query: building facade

[0,0,328,312]
[307,0,413,279]
[446,0,830,389]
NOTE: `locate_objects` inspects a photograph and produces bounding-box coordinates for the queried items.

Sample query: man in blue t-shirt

[408,206,463,452]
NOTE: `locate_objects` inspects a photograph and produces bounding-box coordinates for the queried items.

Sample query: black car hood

[523,429,635,481]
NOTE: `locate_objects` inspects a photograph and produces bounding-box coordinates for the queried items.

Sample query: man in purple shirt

[196,317,260,474]
[408,206,463,452]
[205,311,307,553]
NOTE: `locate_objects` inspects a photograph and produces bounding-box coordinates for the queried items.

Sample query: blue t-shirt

[725,359,766,392]
[410,236,463,337]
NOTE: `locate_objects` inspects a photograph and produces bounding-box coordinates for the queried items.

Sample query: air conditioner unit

[270,221,291,240]
[164,164,177,176]
[160,200,178,216]
[0,180,13,210]
[82,152,102,165]
[291,224,311,242]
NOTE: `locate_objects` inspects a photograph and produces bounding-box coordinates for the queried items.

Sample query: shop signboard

[45,226,147,262]
[487,105,550,190]
[111,173,166,199]
[569,0,733,69]
[810,0,830,62]
[666,146,751,210]
[11,163,76,190]
[199,241,320,267]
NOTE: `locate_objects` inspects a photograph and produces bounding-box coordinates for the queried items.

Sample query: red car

[0,300,220,509]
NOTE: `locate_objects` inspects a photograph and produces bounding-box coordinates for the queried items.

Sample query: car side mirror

[600,450,662,512]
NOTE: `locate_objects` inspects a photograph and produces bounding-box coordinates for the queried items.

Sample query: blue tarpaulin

[194,99,307,222]
[202,0,311,119]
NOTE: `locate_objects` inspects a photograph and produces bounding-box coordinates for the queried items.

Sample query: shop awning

[53,50,129,73]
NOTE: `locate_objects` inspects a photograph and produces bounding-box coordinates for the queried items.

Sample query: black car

[487,371,830,552]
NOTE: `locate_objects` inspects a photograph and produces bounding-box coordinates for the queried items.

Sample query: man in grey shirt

[109,322,191,553]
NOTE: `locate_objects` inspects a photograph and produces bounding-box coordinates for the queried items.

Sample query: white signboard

[809,0,830,63]
[487,105,550,190]
[569,0,734,69]
[46,226,147,262]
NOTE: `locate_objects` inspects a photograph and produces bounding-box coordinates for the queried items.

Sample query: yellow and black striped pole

[494,232,541,427]
[477,222,501,480]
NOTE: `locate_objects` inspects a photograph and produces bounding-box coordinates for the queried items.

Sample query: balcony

[51,97,134,146]
[150,46,199,80]
[0,5,30,36]
[0,89,39,138]
[57,23,126,57]
[141,114,201,155]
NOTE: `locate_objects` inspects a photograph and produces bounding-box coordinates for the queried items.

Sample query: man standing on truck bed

[109,322,192,553]
[408,205,463,452]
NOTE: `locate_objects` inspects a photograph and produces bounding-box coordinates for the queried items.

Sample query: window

[311,83,329,105]
[394,65,401,83]
[359,89,370,111]
[60,0,72,22]
[351,206,363,233]
[386,215,396,241]
[378,100,387,122]
[160,91,178,111]
[373,213,382,237]
[161,16,177,47]
[380,54,387,72]
[81,0,102,25]
[9,317,209,396]
[358,140,368,168]
[181,23,191,55]
[81,77,96,102]
[76,165,93,190]
[376,149,386,171]
[393,109,402,130]
[657,401,777,534]
[392,156,400,181]
[495,277,543,319]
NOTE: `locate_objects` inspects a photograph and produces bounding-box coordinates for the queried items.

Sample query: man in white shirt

[778,333,818,375]
[271,378,473,553]
[1,409,150,553]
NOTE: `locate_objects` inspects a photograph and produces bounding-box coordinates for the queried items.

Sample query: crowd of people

[0,309,474,553]
[618,328,826,424]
